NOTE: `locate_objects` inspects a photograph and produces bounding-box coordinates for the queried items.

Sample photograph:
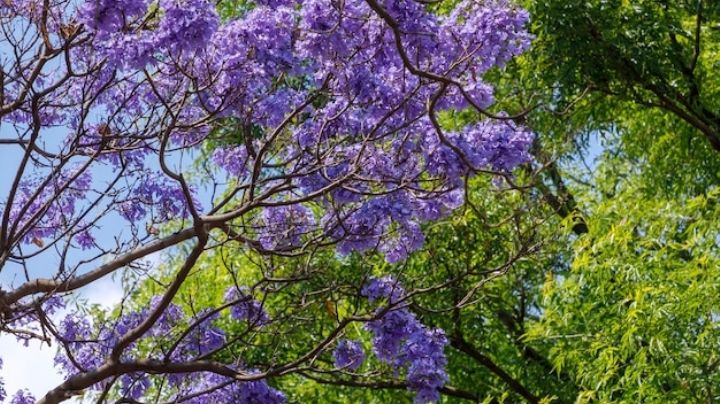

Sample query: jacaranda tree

[0,0,534,402]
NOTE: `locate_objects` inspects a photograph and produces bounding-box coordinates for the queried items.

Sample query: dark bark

[450,335,540,404]
[302,373,483,402]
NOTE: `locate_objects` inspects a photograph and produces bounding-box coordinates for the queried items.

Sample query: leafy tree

[530,182,720,402]
[532,0,720,149]
[118,172,578,403]
[3,0,719,403]
[523,0,720,195]
[0,0,534,403]
[102,1,720,403]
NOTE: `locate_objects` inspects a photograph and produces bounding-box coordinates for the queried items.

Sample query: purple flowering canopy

[0,0,532,402]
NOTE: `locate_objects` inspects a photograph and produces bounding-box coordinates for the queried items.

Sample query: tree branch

[450,335,540,404]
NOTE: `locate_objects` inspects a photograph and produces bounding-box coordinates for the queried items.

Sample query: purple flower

[238,378,287,403]
[0,358,5,402]
[180,372,286,404]
[9,166,93,247]
[333,339,365,371]
[212,146,249,176]
[259,205,315,251]
[0,0,534,400]
[158,0,219,53]
[9,389,35,404]
[224,287,270,326]
[171,309,226,360]
[42,295,65,316]
[120,374,151,401]
[363,278,449,403]
[362,276,406,304]
[79,0,147,36]
[118,173,201,223]
[75,230,95,250]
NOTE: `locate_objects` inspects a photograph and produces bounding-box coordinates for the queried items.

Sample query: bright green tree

[96,1,720,403]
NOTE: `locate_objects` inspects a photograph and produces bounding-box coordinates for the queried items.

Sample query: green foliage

[217,0,255,20]
[98,0,720,402]
[530,185,720,402]
[531,0,720,107]
[119,171,576,403]
[524,0,720,194]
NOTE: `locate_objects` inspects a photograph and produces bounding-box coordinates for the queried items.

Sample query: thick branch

[301,372,481,402]
[450,336,540,404]
[1,228,197,307]
[37,359,253,404]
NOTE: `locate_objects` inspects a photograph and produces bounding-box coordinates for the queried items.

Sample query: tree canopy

[0,0,719,403]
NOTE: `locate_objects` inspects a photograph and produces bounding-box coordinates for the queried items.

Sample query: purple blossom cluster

[428,120,535,179]
[0,0,533,400]
[0,358,4,401]
[158,0,220,53]
[117,174,201,223]
[224,287,270,326]
[8,390,35,404]
[78,0,147,38]
[333,339,365,371]
[181,372,286,404]
[6,166,92,246]
[53,291,269,401]
[2,0,533,261]
[362,277,449,403]
[259,205,316,251]
[343,188,466,263]
[212,146,249,177]
[1,296,66,356]
[361,275,406,304]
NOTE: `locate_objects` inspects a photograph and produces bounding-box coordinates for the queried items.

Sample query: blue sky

[0,115,211,399]
[0,137,127,399]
